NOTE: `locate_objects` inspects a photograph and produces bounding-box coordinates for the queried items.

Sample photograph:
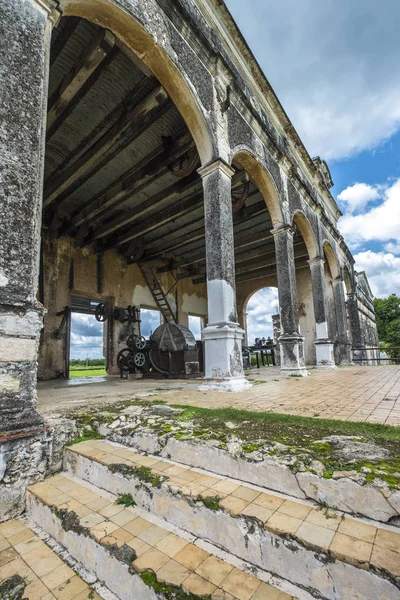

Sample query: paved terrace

[38,366,400,425]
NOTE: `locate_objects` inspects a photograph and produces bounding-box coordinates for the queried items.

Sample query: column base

[315,339,337,370]
[202,323,246,383]
[279,334,309,376]
[198,377,251,392]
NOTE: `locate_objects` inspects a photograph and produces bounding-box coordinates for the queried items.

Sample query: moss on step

[67,428,104,446]
[140,571,211,599]
[195,495,221,511]
[116,493,136,507]
[108,463,166,488]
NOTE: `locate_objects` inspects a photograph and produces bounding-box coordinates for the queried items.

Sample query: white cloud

[246,287,279,344]
[338,178,400,249]
[337,183,381,214]
[385,241,400,254]
[225,0,400,160]
[354,250,400,297]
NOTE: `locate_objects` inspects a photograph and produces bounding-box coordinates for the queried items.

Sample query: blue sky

[224,0,400,341]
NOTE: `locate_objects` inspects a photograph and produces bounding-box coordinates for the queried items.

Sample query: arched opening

[37,9,213,381]
[292,212,318,365]
[242,286,279,348]
[229,151,282,332]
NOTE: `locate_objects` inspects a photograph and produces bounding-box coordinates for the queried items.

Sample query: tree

[373,294,400,358]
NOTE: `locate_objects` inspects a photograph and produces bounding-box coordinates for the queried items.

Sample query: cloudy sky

[224,0,400,342]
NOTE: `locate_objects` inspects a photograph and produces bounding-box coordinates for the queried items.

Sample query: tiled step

[0,517,102,600]
[106,428,399,525]
[64,439,400,600]
[27,474,298,600]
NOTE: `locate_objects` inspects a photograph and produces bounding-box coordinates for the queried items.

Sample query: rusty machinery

[95,304,202,378]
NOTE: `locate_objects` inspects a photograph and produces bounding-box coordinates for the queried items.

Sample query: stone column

[272,226,308,376]
[198,159,249,391]
[347,292,366,364]
[308,258,336,369]
[332,276,351,365]
[0,0,58,437]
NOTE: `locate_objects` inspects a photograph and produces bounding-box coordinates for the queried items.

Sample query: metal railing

[243,345,276,368]
[352,347,400,365]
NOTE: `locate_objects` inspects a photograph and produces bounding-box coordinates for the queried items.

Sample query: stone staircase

[24,439,400,600]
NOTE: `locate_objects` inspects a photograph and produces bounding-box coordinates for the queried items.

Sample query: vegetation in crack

[140,571,212,599]
[116,493,136,507]
[108,463,166,488]
[195,495,221,511]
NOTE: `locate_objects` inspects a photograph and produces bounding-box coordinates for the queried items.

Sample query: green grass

[69,368,107,378]
[169,404,400,443]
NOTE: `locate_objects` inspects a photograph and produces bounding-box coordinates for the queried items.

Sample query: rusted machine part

[149,323,200,376]
[151,323,196,351]
[168,147,200,178]
[232,179,250,214]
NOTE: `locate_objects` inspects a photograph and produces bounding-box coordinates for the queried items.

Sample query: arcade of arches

[1,1,378,441]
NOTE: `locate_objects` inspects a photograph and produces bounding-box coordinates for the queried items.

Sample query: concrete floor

[37,366,400,425]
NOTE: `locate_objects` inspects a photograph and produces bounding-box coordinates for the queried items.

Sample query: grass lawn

[169,404,400,444]
[69,368,107,378]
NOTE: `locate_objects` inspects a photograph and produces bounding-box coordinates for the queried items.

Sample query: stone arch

[231,148,284,227]
[292,210,319,260]
[343,265,354,293]
[59,0,214,165]
[322,240,340,280]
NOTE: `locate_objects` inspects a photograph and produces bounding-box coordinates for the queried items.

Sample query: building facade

[0,0,378,517]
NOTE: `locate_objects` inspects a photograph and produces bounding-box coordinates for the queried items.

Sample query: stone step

[0,517,103,599]
[102,426,400,526]
[64,439,400,600]
[27,474,299,600]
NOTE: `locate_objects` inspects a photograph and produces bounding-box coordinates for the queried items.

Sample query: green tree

[374,294,400,358]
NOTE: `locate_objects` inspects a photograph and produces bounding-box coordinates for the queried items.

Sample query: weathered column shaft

[272,227,308,375]
[0,0,55,435]
[333,277,351,365]
[198,160,249,390]
[308,258,336,368]
[347,292,366,363]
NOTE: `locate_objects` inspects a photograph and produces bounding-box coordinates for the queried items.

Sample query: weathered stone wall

[0,417,76,522]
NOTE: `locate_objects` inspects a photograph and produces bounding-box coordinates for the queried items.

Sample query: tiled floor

[157,366,400,425]
[38,366,400,425]
[66,440,400,580]
[0,519,100,600]
[28,473,295,600]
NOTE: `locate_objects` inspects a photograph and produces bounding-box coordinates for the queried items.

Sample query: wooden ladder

[139,262,177,323]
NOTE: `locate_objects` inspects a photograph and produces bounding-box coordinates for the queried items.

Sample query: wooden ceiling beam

[89,171,200,243]
[47,30,116,140]
[179,245,307,281]
[44,83,170,208]
[60,132,195,237]
[144,194,267,260]
[50,17,80,67]
[93,183,204,253]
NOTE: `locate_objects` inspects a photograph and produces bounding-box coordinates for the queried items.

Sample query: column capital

[270,225,295,238]
[197,159,235,179]
[32,0,62,25]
